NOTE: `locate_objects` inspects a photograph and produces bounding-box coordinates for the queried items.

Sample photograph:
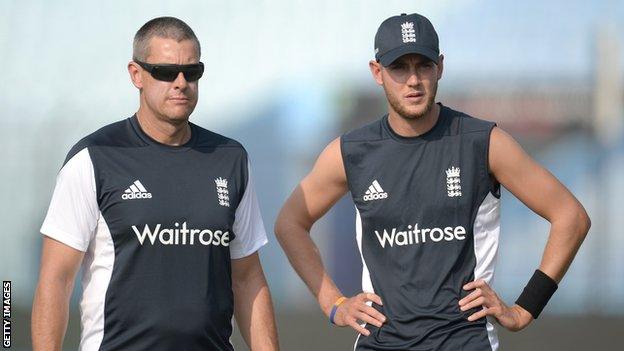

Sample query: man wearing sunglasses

[32,17,279,351]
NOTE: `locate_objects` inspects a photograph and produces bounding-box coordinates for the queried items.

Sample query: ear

[128,61,143,89]
[369,60,384,86]
[436,54,444,80]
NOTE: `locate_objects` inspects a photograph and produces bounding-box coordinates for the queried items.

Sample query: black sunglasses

[134,59,204,82]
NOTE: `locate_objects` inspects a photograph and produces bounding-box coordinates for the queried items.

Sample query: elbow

[553,202,591,242]
[579,207,591,236]
[274,210,311,245]
[569,203,591,240]
[273,213,287,244]
[274,214,295,249]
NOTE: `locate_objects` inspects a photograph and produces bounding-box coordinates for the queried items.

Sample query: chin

[400,106,429,119]
[165,108,194,121]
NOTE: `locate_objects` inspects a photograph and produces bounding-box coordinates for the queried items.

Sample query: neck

[135,108,191,146]
[387,102,440,137]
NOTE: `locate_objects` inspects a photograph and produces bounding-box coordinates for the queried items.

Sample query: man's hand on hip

[459,279,533,332]
[334,293,387,336]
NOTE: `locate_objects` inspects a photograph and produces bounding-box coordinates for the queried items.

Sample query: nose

[173,72,188,90]
[405,69,420,86]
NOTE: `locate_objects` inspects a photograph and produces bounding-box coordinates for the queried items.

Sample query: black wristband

[515,269,558,319]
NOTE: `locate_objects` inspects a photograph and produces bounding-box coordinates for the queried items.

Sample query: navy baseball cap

[374,13,439,66]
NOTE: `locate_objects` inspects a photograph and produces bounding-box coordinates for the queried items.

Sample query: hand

[333,293,387,336]
[459,279,533,332]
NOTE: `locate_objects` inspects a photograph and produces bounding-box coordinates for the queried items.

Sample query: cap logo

[401,21,416,43]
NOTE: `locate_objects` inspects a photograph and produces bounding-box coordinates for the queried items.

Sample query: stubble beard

[385,81,438,120]
[155,101,196,126]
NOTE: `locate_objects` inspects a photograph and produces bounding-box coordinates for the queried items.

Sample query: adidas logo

[122,180,152,200]
[363,179,388,201]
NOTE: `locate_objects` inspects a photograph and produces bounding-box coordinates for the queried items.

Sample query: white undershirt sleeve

[40,148,99,252]
[229,160,268,259]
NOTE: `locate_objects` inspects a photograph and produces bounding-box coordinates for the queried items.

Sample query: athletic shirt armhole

[484,123,501,198]
[339,136,353,195]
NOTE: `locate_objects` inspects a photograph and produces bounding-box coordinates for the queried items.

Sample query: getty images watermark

[2,281,10,348]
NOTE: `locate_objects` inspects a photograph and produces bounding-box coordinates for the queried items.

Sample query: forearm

[233,268,279,350]
[504,205,590,325]
[31,279,73,351]
[276,222,343,316]
[538,206,591,282]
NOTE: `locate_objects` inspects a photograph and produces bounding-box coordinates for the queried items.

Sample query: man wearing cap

[274,12,590,350]
[32,17,279,350]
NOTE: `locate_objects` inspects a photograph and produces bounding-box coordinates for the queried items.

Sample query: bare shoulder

[319,137,343,165]
[308,137,347,186]
[489,126,518,148]
[276,137,349,228]
[488,126,532,181]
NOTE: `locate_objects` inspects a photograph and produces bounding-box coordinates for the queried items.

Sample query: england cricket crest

[215,177,230,207]
[446,166,462,197]
[401,21,416,43]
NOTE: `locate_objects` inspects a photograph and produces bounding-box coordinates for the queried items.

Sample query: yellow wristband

[334,296,347,307]
[329,297,347,325]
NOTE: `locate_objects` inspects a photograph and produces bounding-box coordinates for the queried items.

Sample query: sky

[1,0,622,129]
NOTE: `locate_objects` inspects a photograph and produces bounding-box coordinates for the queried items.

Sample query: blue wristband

[329,297,347,325]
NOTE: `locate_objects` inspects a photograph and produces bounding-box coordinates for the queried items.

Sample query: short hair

[133,17,201,61]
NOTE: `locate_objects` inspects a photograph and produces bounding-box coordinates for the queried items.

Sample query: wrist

[329,296,347,325]
[512,304,534,324]
[320,292,345,317]
[515,269,558,319]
